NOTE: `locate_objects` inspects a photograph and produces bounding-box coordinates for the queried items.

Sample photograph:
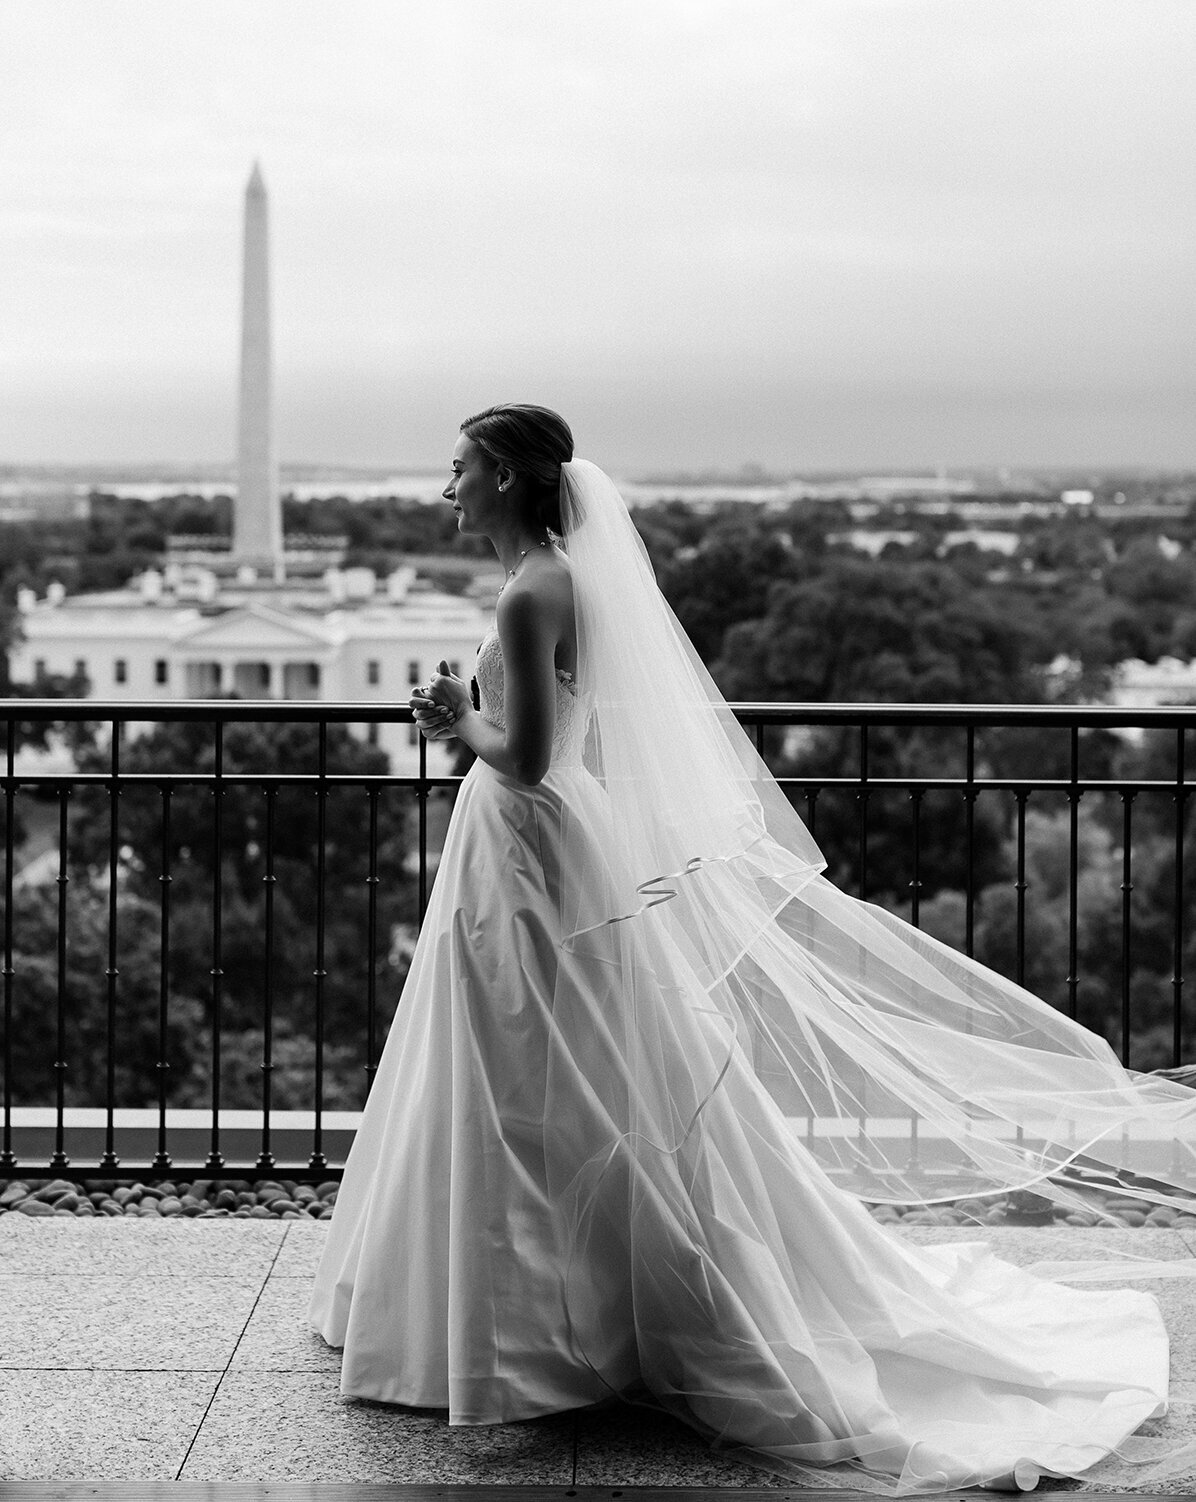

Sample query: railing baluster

[856,726,870,1151]
[964,726,977,959]
[805,786,818,839]
[100,719,121,1170]
[1066,725,1081,1021]
[310,721,329,1172]
[417,730,429,921]
[1120,791,1135,1068]
[51,786,70,1171]
[1014,791,1030,989]
[206,720,225,1172]
[258,784,277,1172]
[1010,785,1030,1154]
[153,785,172,1172]
[907,782,925,1165]
[906,1110,920,1173]
[909,788,924,928]
[2,719,17,1172]
[857,725,870,900]
[1173,727,1186,1067]
[365,786,381,1094]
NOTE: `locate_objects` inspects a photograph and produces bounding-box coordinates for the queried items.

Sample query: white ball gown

[311,462,1196,1494]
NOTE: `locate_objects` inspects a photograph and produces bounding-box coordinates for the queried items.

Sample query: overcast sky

[1,0,1192,472]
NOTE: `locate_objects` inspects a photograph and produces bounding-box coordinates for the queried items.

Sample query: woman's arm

[422,588,562,785]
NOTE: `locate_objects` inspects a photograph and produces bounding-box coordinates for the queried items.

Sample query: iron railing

[2,697,1193,1179]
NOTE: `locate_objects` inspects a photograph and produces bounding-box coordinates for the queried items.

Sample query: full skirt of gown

[309,755,1171,1495]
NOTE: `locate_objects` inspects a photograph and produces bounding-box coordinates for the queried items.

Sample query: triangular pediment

[174,605,331,653]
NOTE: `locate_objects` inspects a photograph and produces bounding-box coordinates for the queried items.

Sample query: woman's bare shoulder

[543,545,574,607]
[499,549,573,626]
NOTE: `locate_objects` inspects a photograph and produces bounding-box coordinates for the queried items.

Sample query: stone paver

[227,1276,340,1373]
[892,1223,1196,1265]
[0,1272,261,1371]
[0,1370,219,1480]
[179,1370,577,1483]
[0,1219,1193,1487]
[0,1214,286,1279]
[267,1217,328,1278]
[574,1402,784,1487]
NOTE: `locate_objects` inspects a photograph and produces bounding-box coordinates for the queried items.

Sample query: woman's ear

[496,464,515,494]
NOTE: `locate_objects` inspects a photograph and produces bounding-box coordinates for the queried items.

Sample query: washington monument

[235,162,283,570]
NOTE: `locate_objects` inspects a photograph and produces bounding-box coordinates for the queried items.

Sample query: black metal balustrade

[1,697,1193,1180]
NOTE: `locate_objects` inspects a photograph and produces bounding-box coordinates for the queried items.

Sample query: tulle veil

[556,458,1196,1216]
[549,458,1196,1491]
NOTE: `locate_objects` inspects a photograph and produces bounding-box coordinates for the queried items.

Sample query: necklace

[498,538,550,596]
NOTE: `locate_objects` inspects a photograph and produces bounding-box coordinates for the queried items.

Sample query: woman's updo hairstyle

[460,404,573,535]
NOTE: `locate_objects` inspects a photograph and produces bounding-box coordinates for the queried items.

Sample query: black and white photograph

[1,2,1195,1495]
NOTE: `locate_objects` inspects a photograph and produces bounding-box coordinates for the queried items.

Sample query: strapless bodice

[474,626,583,767]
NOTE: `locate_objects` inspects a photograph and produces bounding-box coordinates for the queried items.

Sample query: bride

[310,404,1196,1494]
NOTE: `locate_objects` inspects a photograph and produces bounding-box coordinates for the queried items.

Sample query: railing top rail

[4,696,1196,729]
[739,703,1196,728]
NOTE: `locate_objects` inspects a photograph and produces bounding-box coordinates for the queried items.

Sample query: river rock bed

[2,1176,1195,1228]
[0,1177,338,1219]
[864,1186,1196,1230]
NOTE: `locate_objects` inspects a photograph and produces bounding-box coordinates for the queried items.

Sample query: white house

[9,567,492,775]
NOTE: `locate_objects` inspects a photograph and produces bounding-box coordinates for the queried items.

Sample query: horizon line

[3,459,1195,480]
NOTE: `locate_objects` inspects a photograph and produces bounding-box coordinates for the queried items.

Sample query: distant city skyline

[1,0,1193,470]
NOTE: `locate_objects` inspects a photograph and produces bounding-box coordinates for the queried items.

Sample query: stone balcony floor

[1,1218,1195,1491]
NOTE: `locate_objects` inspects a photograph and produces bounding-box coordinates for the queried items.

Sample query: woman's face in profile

[443,434,501,536]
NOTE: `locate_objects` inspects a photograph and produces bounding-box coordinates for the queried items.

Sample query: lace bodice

[474,626,582,768]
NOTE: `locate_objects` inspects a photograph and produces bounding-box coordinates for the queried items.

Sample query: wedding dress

[310,461,1196,1494]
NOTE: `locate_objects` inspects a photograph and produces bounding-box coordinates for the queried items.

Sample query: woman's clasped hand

[410,659,470,740]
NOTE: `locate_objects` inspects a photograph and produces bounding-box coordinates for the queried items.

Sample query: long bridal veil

[546,458,1196,1491]
[554,458,1196,1216]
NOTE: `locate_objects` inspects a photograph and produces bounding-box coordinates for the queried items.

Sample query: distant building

[853,475,978,501]
[0,480,92,523]
[1111,657,1196,710]
[10,566,490,774]
[829,527,1020,559]
[941,529,1020,556]
[828,529,919,557]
